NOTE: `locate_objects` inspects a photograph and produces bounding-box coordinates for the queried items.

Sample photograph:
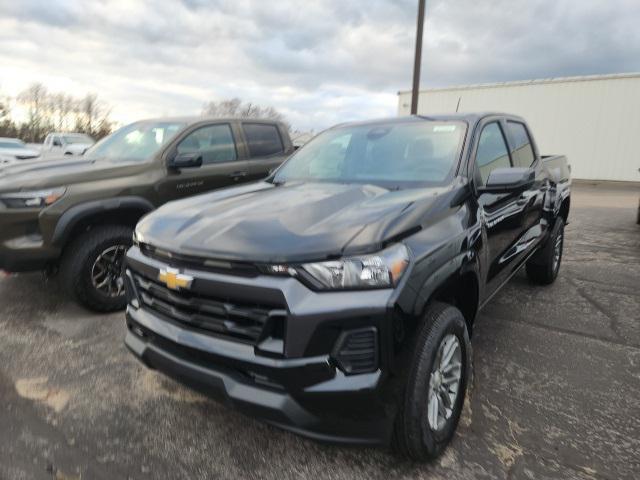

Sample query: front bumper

[124,246,401,444]
[0,206,59,272]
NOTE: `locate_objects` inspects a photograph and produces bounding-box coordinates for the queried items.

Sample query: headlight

[132,228,145,247]
[0,187,66,209]
[301,243,409,290]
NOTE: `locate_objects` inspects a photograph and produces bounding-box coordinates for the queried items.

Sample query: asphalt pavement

[0,182,638,480]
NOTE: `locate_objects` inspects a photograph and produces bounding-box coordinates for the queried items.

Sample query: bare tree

[14,84,114,141]
[18,83,51,142]
[74,94,113,140]
[202,97,290,131]
[0,97,18,138]
[51,93,75,131]
[203,98,242,118]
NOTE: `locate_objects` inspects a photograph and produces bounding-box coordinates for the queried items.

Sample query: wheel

[393,302,471,461]
[60,225,133,312]
[526,217,565,285]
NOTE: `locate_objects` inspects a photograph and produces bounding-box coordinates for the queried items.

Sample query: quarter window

[177,124,237,165]
[242,123,284,157]
[507,121,535,168]
[475,123,511,185]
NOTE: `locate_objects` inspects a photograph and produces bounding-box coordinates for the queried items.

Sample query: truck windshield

[273,120,466,188]
[85,121,186,162]
[0,141,26,149]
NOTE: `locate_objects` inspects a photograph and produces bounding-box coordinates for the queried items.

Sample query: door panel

[475,120,545,298]
[501,121,547,269]
[240,122,289,181]
[156,123,246,204]
[158,161,250,203]
[474,122,524,294]
[243,155,289,182]
[479,185,542,284]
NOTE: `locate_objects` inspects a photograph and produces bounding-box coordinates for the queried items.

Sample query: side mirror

[479,167,534,194]
[53,139,62,147]
[168,151,203,169]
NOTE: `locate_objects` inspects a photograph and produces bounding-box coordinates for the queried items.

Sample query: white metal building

[398,73,640,182]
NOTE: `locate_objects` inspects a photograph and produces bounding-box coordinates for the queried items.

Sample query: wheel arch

[559,196,570,224]
[411,255,481,336]
[51,196,154,249]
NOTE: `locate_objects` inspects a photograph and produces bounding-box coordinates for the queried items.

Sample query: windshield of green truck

[85,121,186,162]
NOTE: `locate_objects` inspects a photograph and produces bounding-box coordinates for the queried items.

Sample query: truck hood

[0,147,41,160]
[137,181,461,263]
[0,157,148,192]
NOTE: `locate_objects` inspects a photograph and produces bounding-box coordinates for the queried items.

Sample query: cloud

[0,0,638,131]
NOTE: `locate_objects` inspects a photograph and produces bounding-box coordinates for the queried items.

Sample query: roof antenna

[455,96,462,112]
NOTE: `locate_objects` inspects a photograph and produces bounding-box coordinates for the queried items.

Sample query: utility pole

[411,0,426,115]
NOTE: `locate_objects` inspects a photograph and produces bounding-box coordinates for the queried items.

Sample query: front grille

[140,243,260,277]
[131,272,286,344]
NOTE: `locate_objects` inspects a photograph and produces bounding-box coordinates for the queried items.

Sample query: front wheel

[392,302,471,461]
[61,225,133,312]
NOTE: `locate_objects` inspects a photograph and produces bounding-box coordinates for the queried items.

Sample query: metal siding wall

[398,76,640,181]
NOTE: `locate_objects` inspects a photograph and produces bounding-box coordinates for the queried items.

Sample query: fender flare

[51,196,155,248]
[411,251,481,318]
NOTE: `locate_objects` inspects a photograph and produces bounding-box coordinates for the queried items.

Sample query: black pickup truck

[124,113,571,460]
[0,117,292,311]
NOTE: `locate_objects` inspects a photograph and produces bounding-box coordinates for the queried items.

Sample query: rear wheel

[526,217,564,285]
[61,225,133,312]
[392,302,471,461]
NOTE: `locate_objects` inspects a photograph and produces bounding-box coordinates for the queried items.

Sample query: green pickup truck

[0,117,293,311]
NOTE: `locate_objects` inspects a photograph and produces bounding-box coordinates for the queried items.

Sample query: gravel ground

[0,182,639,480]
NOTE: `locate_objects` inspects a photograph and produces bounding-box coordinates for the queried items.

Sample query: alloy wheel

[427,334,463,432]
[91,245,128,298]
[553,231,563,274]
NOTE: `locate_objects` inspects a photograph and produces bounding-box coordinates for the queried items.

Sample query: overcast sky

[1,0,639,131]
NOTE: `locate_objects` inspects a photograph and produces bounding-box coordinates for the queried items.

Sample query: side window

[475,122,511,185]
[506,121,535,168]
[176,124,237,165]
[242,123,284,158]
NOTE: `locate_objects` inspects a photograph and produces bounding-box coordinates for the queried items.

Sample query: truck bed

[542,155,571,183]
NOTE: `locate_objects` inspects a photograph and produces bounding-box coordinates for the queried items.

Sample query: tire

[392,302,472,461]
[525,217,565,285]
[60,225,133,312]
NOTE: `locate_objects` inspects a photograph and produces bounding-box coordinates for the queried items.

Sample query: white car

[0,138,41,163]
[0,156,15,167]
[42,132,95,157]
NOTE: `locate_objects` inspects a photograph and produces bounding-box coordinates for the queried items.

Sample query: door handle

[516,191,535,207]
[229,171,248,180]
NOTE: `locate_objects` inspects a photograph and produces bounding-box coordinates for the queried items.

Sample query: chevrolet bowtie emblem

[158,267,193,290]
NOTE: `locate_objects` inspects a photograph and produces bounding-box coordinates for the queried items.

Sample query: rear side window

[242,123,284,157]
[507,121,535,168]
[475,122,511,184]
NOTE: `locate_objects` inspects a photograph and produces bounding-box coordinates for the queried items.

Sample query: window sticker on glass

[433,125,457,133]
